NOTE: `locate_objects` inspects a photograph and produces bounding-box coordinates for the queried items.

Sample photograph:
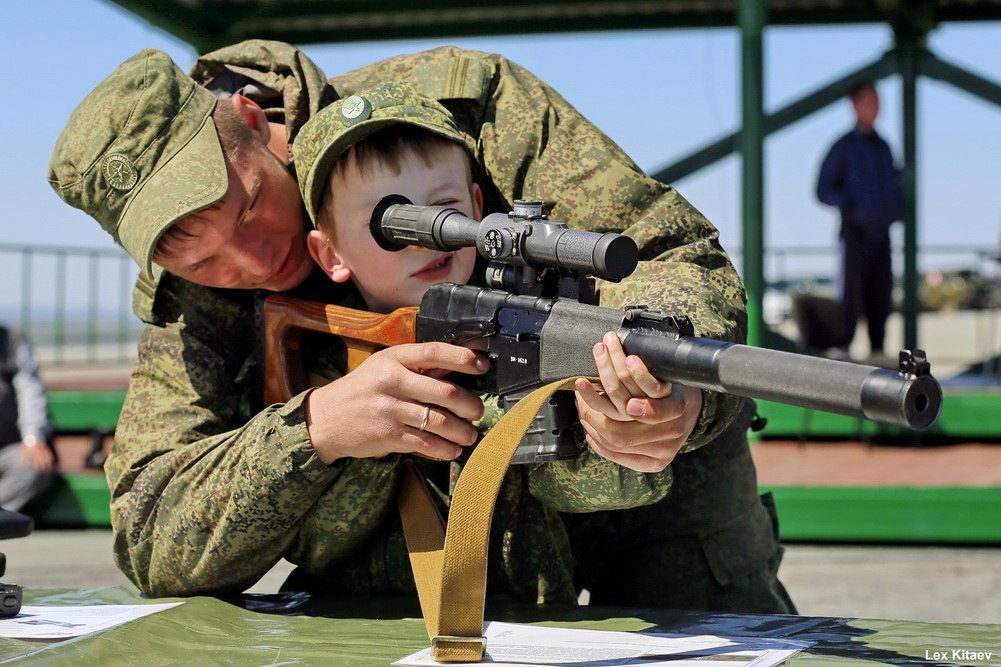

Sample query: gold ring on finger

[418,405,431,432]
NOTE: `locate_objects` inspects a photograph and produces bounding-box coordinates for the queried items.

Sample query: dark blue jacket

[817,128,904,239]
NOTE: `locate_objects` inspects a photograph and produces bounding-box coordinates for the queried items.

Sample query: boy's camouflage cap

[294,82,468,223]
[47,49,227,276]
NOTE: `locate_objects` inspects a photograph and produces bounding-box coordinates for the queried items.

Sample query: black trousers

[839,230,893,354]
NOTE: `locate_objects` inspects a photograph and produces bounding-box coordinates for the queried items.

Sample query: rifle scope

[370,195,639,282]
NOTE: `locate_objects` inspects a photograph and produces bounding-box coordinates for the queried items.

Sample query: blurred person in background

[0,325,54,511]
[817,81,904,359]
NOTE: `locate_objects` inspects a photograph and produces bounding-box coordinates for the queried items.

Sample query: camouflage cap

[293,81,468,223]
[48,49,228,276]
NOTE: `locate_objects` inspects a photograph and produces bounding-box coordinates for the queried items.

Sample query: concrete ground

[2,529,999,625]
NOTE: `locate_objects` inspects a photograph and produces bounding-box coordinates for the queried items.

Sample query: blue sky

[5,0,1001,283]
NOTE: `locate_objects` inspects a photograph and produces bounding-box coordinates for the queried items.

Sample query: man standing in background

[817,81,904,359]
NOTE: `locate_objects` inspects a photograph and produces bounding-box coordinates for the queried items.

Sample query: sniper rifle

[262,197,942,464]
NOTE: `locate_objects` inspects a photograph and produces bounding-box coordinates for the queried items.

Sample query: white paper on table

[0,602,184,640]
[395,620,810,667]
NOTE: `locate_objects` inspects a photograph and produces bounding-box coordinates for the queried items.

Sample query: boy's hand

[574,331,702,473]
[304,342,488,464]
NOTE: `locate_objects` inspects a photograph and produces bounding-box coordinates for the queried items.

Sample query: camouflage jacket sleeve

[331,47,747,451]
[474,396,672,514]
[109,275,399,597]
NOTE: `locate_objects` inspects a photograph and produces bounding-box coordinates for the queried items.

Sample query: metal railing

[1,241,998,368]
[0,243,142,367]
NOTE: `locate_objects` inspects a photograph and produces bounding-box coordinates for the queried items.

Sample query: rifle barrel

[540,300,941,430]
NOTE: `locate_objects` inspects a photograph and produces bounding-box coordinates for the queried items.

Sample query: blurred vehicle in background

[766,268,997,328]
[764,277,836,326]
[921,268,995,312]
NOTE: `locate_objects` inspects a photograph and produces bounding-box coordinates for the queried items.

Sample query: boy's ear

[471,182,484,221]
[228,93,271,145]
[307,230,353,284]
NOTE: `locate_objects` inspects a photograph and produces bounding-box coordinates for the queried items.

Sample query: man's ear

[471,182,484,221]
[307,230,353,284]
[229,93,271,145]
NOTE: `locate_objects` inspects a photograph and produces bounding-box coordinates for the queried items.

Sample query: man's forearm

[110,384,341,596]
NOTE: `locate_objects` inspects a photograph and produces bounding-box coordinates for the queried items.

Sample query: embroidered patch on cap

[340,95,372,125]
[103,153,139,191]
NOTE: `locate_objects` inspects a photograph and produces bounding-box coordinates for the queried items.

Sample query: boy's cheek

[456,248,478,283]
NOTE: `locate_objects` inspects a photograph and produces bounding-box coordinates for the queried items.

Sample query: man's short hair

[153,101,258,260]
[849,81,876,102]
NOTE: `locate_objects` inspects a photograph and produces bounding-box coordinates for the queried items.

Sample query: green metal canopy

[105,0,1001,350]
[107,0,1001,53]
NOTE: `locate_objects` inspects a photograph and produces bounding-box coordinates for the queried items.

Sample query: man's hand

[305,342,488,464]
[20,439,55,473]
[574,331,702,473]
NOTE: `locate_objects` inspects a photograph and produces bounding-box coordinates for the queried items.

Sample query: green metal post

[739,0,766,347]
[899,38,921,351]
[652,53,897,185]
[89,252,99,363]
[55,250,66,365]
[120,256,130,362]
[20,249,32,334]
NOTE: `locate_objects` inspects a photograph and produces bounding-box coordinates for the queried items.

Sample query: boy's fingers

[593,341,630,416]
[583,431,671,474]
[623,355,671,399]
[601,332,645,396]
[575,378,628,422]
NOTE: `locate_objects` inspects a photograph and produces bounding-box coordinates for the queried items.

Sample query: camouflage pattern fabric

[108,40,792,612]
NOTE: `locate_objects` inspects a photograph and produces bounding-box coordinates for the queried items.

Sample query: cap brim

[301,118,466,224]
[302,119,395,223]
[118,114,228,276]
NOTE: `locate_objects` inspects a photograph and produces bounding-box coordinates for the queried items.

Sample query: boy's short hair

[315,126,470,237]
[293,82,473,225]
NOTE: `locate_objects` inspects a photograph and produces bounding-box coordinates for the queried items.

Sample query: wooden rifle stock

[262,295,418,404]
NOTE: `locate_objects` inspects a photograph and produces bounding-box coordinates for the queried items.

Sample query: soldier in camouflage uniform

[48,41,793,613]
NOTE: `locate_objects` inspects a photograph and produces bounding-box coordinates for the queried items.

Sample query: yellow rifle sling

[398,377,583,662]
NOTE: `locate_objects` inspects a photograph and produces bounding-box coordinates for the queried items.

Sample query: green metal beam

[651,52,897,184]
[47,390,125,432]
[99,0,221,53]
[739,0,766,347]
[898,32,922,352]
[756,389,1001,440]
[24,474,111,527]
[105,1,1001,51]
[764,485,1001,543]
[921,51,1001,109]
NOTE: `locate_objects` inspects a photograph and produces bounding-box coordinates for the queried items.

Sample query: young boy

[297,86,481,315]
[290,82,675,603]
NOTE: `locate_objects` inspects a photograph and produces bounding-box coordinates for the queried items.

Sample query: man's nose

[229,239,272,282]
